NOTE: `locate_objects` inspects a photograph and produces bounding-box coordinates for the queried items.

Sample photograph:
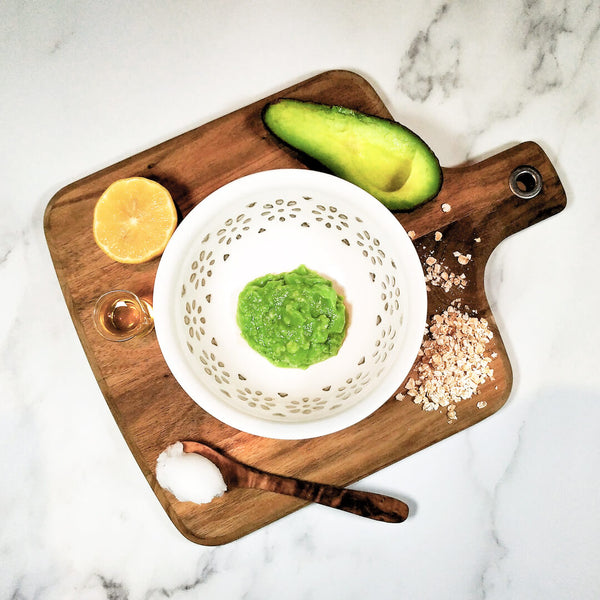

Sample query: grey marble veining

[395,0,600,163]
[397,3,460,103]
[1,0,600,598]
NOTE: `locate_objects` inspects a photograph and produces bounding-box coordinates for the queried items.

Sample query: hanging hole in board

[509,166,542,199]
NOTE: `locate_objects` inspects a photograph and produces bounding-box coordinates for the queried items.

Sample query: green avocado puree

[236,265,347,369]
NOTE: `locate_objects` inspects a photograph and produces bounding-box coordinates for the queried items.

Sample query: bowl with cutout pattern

[153,169,427,439]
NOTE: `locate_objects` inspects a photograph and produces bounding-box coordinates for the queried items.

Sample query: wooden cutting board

[44,70,566,545]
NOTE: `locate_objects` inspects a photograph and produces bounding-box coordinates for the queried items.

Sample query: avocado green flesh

[236,265,347,369]
[263,100,442,210]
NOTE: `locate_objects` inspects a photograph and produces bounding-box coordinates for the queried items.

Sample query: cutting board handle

[398,141,567,257]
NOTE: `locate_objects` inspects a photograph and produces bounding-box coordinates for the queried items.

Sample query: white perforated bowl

[154,169,426,439]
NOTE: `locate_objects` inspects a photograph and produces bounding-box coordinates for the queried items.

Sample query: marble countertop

[2,1,599,598]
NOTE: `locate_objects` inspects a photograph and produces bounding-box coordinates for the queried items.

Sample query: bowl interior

[154,169,426,439]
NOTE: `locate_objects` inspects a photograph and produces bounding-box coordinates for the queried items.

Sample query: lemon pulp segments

[93,177,177,264]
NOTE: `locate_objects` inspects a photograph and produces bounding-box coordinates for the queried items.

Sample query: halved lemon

[93,177,178,264]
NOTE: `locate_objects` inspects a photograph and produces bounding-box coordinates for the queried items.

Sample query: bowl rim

[154,169,427,439]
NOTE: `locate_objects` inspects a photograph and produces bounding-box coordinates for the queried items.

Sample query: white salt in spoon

[179,440,409,523]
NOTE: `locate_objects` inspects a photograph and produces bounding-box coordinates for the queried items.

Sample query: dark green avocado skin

[262,99,442,211]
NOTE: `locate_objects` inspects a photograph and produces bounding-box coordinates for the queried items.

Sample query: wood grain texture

[182,441,409,523]
[44,70,567,545]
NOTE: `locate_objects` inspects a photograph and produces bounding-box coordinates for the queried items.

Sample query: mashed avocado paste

[236,265,347,369]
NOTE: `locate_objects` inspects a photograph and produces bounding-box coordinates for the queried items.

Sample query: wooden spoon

[182,441,409,523]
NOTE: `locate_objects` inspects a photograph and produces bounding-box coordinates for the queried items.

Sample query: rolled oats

[424,259,467,293]
[402,306,495,422]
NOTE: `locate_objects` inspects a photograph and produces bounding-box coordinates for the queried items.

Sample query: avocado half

[262,99,443,211]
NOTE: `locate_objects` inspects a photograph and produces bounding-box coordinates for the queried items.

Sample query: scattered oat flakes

[424,259,467,293]
[452,251,471,266]
[402,306,495,422]
[447,402,458,422]
[408,230,416,239]
[474,237,481,243]
[441,203,451,213]
[477,401,488,409]
[435,231,443,241]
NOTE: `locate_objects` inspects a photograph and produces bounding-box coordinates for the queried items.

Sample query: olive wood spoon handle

[182,441,409,523]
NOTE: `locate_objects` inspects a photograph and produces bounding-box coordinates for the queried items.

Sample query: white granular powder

[156,442,227,504]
